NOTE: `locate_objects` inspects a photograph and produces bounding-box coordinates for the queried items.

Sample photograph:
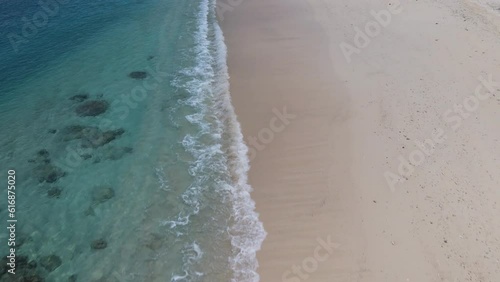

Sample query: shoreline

[221,0,500,281]
[221,0,357,280]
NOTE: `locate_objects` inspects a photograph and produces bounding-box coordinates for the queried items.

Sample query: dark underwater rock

[91,186,114,204]
[60,125,98,141]
[47,187,62,198]
[60,125,125,148]
[103,146,133,161]
[17,256,32,269]
[1,257,9,275]
[144,233,163,250]
[75,100,109,117]
[68,274,77,282]
[87,129,124,148]
[69,93,89,102]
[16,256,29,268]
[18,274,44,282]
[0,256,39,279]
[48,129,57,134]
[90,239,107,250]
[128,71,148,80]
[37,150,49,158]
[29,150,51,165]
[33,164,65,183]
[39,255,61,272]
[83,207,95,217]
[0,256,38,278]
[80,154,92,160]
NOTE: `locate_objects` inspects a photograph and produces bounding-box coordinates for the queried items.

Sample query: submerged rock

[2,255,42,281]
[1,257,9,275]
[86,129,124,148]
[37,149,49,158]
[29,150,51,165]
[83,207,95,217]
[128,71,148,80]
[69,93,89,102]
[47,187,62,198]
[39,254,62,272]
[18,274,45,282]
[103,146,133,161]
[75,100,109,117]
[68,274,77,282]
[48,129,57,134]
[144,233,164,250]
[80,154,92,160]
[33,164,65,183]
[60,125,99,141]
[17,256,36,270]
[60,125,125,148]
[91,186,115,204]
[90,239,107,250]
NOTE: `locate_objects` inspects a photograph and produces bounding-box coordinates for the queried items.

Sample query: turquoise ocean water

[0,0,266,281]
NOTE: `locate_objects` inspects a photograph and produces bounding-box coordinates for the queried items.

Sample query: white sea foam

[171,242,205,282]
[209,2,267,282]
[155,166,170,192]
[166,0,266,280]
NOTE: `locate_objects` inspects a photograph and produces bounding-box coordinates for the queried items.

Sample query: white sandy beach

[221,0,500,281]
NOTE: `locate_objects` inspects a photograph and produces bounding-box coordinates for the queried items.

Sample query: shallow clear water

[0,0,265,281]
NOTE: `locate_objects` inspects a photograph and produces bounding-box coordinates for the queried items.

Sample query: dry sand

[221,0,500,281]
